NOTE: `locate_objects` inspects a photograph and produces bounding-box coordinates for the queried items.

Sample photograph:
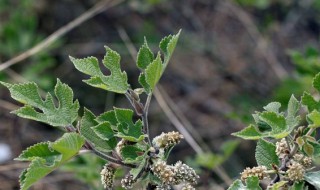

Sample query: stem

[91,148,136,168]
[143,94,153,145]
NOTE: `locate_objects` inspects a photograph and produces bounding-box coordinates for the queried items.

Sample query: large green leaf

[18,133,85,190]
[259,112,287,138]
[70,46,129,94]
[80,109,117,152]
[232,124,263,140]
[307,110,320,128]
[0,79,79,127]
[304,171,320,189]
[114,108,144,142]
[120,145,144,163]
[255,139,279,169]
[301,92,320,112]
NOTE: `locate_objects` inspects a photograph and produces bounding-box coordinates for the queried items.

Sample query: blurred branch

[221,0,288,80]
[0,0,124,72]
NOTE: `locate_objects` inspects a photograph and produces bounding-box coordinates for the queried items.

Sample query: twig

[91,148,136,168]
[0,0,124,72]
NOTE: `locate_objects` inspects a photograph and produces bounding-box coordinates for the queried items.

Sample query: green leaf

[145,53,163,91]
[290,182,305,190]
[304,171,320,188]
[259,112,288,139]
[227,176,261,190]
[80,109,117,152]
[96,110,118,128]
[120,145,144,163]
[303,142,314,156]
[159,30,181,68]
[246,176,262,190]
[19,133,85,190]
[269,181,287,190]
[255,139,279,170]
[301,92,320,112]
[0,79,79,127]
[312,72,320,92]
[232,124,262,140]
[16,142,60,163]
[114,108,144,142]
[286,95,301,129]
[263,102,281,113]
[228,180,246,190]
[137,38,154,69]
[138,73,151,94]
[70,46,129,94]
[307,110,320,128]
[92,122,114,140]
[309,141,320,157]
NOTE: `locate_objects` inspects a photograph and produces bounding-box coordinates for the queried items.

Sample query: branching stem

[91,148,136,168]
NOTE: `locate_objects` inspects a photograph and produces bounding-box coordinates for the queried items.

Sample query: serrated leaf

[80,109,117,152]
[228,180,246,190]
[259,112,288,139]
[92,122,114,140]
[138,73,151,94]
[227,176,261,190]
[70,46,129,94]
[159,30,181,68]
[263,102,281,113]
[137,39,154,69]
[0,80,79,127]
[16,142,60,163]
[145,53,163,91]
[304,171,320,188]
[96,110,118,127]
[232,124,262,140]
[312,73,320,92]
[307,110,320,128]
[114,108,144,142]
[121,145,144,163]
[301,92,320,112]
[19,133,85,190]
[255,139,279,169]
[287,95,301,129]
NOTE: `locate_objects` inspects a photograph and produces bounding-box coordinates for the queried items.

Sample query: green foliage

[255,139,279,169]
[18,133,85,190]
[233,95,300,139]
[0,79,79,127]
[230,72,320,189]
[1,31,182,190]
[228,176,262,190]
[70,47,129,94]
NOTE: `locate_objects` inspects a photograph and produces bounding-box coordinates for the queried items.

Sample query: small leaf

[19,133,85,190]
[92,122,114,140]
[246,176,262,190]
[0,80,79,127]
[301,92,320,112]
[70,46,129,94]
[137,38,154,69]
[304,171,320,189]
[296,137,305,149]
[228,180,246,190]
[309,141,320,157]
[159,30,181,68]
[138,73,151,94]
[269,181,287,190]
[96,110,118,127]
[145,53,163,91]
[114,108,144,142]
[121,145,144,163]
[232,124,262,140]
[80,108,117,152]
[290,182,305,190]
[307,110,320,128]
[312,72,320,92]
[263,102,281,113]
[259,111,288,139]
[286,95,301,129]
[303,142,314,156]
[255,139,279,170]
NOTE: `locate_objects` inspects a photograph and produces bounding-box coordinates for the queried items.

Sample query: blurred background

[0,0,320,189]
